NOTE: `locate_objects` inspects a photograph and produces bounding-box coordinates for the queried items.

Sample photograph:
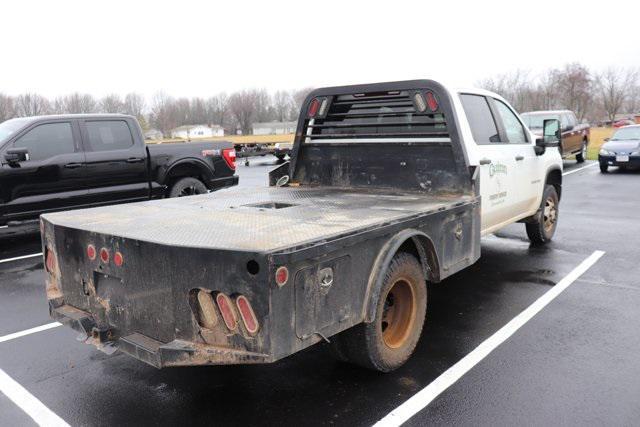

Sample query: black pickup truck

[0,114,238,228]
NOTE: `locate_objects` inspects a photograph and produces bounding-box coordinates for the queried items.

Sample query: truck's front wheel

[331,253,427,372]
[169,177,208,198]
[525,185,559,244]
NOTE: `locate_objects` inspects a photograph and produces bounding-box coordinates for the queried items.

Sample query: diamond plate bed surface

[43,187,471,252]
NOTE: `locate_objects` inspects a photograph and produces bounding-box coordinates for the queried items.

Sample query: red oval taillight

[100,248,109,263]
[307,98,320,118]
[87,245,96,260]
[425,91,439,112]
[236,295,259,335]
[216,293,237,331]
[275,266,289,287]
[114,251,123,267]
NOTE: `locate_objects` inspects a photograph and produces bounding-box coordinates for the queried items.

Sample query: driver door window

[13,122,76,160]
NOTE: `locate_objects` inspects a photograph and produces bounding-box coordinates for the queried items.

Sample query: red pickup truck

[521,110,590,162]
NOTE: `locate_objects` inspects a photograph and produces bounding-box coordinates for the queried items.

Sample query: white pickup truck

[43,80,564,372]
[457,88,563,242]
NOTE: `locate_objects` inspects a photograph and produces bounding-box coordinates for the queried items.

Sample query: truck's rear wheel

[525,185,559,244]
[331,253,427,372]
[169,177,208,198]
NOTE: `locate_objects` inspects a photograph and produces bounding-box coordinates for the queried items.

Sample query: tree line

[478,63,639,124]
[1,63,638,137]
[0,88,313,137]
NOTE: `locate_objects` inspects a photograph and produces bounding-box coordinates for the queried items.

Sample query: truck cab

[454,90,563,236]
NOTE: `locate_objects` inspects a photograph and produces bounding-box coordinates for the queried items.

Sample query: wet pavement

[1,159,638,426]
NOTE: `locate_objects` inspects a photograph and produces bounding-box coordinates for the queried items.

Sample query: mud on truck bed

[42,80,481,371]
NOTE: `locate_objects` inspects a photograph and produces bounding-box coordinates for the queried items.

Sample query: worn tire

[575,141,587,163]
[330,253,427,372]
[525,185,559,245]
[599,163,608,173]
[169,177,208,198]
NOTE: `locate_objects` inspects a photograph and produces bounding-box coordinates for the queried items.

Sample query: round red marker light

[100,248,109,263]
[87,245,96,260]
[114,251,123,267]
[275,266,289,287]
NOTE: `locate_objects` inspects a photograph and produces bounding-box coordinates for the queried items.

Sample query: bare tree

[60,93,98,114]
[207,93,229,128]
[100,94,124,113]
[625,79,640,115]
[229,90,259,135]
[596,67,639,124]
[123,93,146,118]
[150,91,177,138]
[291,87,314,119]
[273,90,293,122]
[189,97,208,125]
[253,89,273,123]
[0,94,16,122]
[477,70,532,111]
[555,63,592,121]
[15,93,50,117]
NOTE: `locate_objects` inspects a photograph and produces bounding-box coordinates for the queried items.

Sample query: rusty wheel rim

[543,197,557,234]
[381,278,417,349]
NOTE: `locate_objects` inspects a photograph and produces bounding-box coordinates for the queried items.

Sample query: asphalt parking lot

[1,158,639,426]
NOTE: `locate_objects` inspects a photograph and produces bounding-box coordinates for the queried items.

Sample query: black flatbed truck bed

[42,80,482,371]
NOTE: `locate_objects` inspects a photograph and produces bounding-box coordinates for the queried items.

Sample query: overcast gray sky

[1,0,638,98]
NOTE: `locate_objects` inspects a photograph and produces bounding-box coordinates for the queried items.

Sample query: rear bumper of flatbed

[51,303,271,368]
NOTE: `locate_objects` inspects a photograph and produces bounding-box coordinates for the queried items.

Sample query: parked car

[613,119,635,128]
[0,114,238,226]
[598,124,640,172]
[42,80,563,372]
[521,110,590,162]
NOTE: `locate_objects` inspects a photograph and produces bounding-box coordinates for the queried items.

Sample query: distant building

[144,128,163,140]
[170,124,224,139]
[252,121,296,135]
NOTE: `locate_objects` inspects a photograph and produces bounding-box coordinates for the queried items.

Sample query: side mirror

[604,137,611,142]
[543,119,561,147]
[4,148,29,164]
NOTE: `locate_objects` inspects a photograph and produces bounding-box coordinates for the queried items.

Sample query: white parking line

[0,253,42,265]
[0,368,70,427]
[375,250,605,427]
[0,322,62,344]
[563,162,597,176]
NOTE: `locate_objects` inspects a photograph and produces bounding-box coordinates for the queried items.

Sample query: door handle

[127,157,144,163]
[515,155,524,161]
[479,158,492,165]
[64,162,83,169]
